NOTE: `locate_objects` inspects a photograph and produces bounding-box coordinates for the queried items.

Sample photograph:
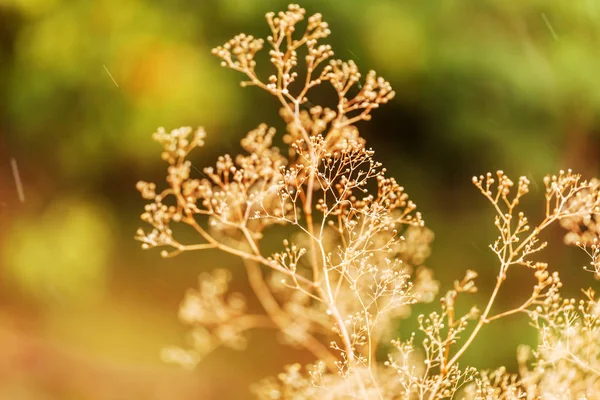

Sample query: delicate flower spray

[137,5,600,399]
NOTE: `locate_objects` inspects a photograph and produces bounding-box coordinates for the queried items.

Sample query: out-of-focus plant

[1,0,238,177]
[137,5,600,398]
[3,197,112,302]
[356,0,600,174]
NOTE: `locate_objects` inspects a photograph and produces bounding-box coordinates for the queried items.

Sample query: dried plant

[136,5,600,399]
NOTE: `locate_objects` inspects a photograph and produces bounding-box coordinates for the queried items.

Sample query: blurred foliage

[1,0,239,178]
[2,196,112,303]
[0,0,599,398]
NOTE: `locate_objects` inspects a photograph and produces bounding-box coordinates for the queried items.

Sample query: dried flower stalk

[137,5,600,399]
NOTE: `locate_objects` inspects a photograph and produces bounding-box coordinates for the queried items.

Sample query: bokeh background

[1,0,599,398]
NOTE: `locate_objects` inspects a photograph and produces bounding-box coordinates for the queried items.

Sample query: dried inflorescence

[137,4,600,399]
[161,269,272,369]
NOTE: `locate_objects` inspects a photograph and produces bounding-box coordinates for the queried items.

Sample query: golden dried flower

[137,4,600,399]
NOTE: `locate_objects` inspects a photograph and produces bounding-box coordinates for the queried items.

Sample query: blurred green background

[0,0,599,398]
